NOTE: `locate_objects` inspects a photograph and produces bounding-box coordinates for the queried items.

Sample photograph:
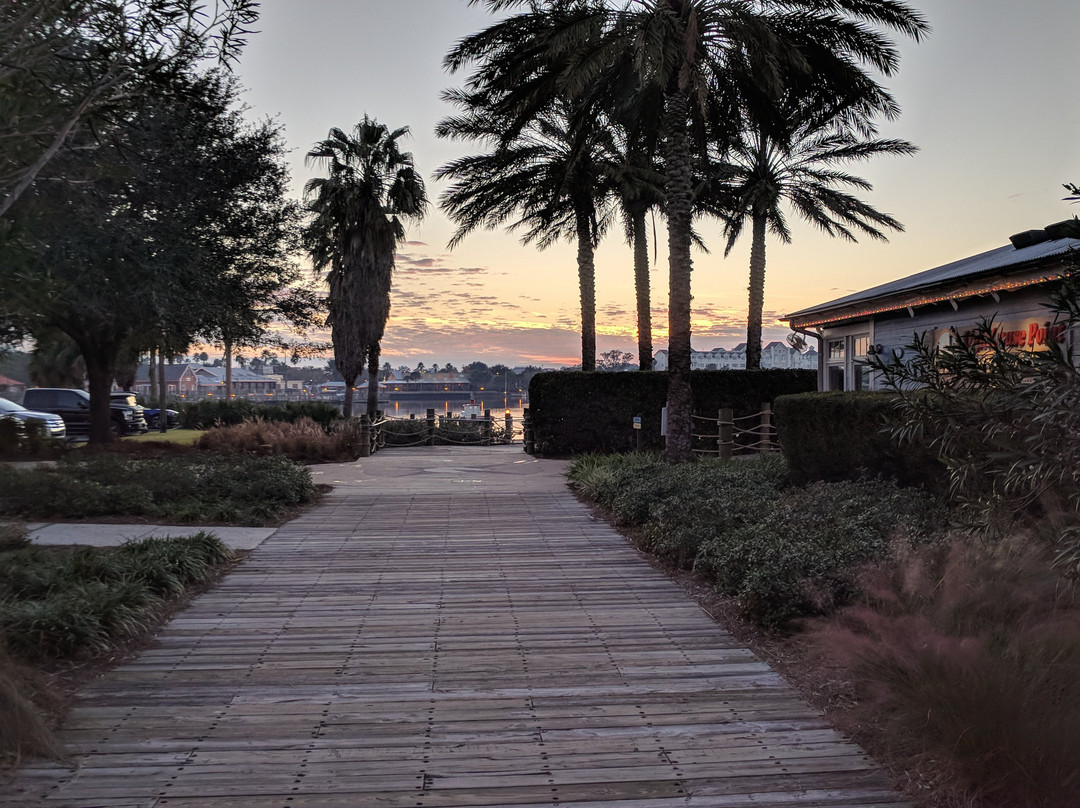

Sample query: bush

[530,369,816,456]
[566,453,946,629]
[180,399,342,430]
[809,538,1080,807]
[774,391,944,487]
[873,281,1080,561]
[0,454,314,525]
[693,478,943,627]
[194,417,364,462]
[0,533,232,661]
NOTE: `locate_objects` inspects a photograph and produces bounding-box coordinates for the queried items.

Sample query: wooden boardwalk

[4,447,908,807]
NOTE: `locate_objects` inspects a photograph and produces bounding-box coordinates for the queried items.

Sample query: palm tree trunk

[342,381,355,419]
[148,347,158,402]
[745,212,768,370]
[662,89,695,462]
[575,204,597,372]
[224,339,233,398]
[632,210,652,371]
[366,343,381,419]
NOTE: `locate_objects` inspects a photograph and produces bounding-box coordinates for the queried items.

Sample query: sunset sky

[234,0,1078,369]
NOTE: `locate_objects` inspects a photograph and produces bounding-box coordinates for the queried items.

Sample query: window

[824,332,872,391]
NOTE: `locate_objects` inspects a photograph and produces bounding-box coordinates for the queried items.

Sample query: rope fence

[355,408,524,455]
[691,404,779,458]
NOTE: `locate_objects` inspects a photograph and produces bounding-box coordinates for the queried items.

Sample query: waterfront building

[783,220,1080,391]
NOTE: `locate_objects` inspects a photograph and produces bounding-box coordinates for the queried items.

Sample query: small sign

[633,416,642,430]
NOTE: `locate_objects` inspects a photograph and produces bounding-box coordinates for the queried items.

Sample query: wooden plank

[2,447,908,807]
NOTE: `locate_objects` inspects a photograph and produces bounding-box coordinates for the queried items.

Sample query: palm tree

[303,118,427,418]
[455,0,927,459]
[722,85,916,369]
[436,95,616,371]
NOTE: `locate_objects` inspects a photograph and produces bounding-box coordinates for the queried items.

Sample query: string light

[787,271,1068,329]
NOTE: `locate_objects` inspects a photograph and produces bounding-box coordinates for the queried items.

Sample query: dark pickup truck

[21,388,147,438]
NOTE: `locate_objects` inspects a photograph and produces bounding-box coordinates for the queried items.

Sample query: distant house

[653,343,817,371]
[192,366,278,397]
[0,374,26,401]
[133,364,199,396]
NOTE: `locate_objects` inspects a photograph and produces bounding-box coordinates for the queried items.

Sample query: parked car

[143,407,180,430]
[22,388,146,438]
[109,392,150,433]
[0,396,67,440]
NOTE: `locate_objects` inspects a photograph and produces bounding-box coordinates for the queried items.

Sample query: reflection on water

[383,398,528,420]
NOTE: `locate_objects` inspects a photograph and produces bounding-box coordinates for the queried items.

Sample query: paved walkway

[4,446,908,807]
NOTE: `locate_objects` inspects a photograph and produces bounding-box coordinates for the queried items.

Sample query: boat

[458,400,484,419]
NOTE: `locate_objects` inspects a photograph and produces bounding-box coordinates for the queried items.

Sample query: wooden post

[426,408,436,446]
[483,409,492,444]
[761,402,774,452]
[359,414,372,458]
[504,411,513,444]
[523,407,534,454]
[719,408,733,460]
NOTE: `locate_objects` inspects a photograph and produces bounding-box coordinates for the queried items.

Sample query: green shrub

[774,391,943,487]
[566,453,946,629]
[694,478,943,627]
[180,399,342,430]
[0,454,314,525]
[0,534,233,661]
[530,369,816,456]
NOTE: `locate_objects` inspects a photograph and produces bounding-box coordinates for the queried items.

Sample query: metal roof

[785,234,1080,323]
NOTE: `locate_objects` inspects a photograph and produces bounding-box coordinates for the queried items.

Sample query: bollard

[359,414,372,458]
[719,408,733,459]
[761,402,774,451]
[426,408,436,446]
[523,407,534,454]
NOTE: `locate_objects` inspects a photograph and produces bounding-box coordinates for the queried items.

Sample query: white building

[783,221,1080,391]
[653,342,818,371]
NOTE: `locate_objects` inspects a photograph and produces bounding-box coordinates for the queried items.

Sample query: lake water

[380,397,529,421]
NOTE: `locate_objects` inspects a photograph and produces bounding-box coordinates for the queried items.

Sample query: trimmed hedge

[180,399,342,430]
[774,391,943,487]
[528,369,816,456]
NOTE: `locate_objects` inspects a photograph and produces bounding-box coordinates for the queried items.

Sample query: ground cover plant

[566,453,945,629]
[0,453,314,525]
[0,527,237,763]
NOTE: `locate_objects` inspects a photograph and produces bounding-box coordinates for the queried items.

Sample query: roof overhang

[785,258,1071,330]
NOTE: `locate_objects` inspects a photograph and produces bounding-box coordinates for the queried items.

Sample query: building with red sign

[783,221,1080,391]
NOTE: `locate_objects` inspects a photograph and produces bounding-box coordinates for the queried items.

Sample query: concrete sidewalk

[27,522,277,551]
[4,445,908,807]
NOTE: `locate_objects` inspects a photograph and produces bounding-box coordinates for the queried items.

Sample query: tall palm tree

[457,0,927,459]
[303,117,427,418]
[437,96,616,372]
[722,85,916,369]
